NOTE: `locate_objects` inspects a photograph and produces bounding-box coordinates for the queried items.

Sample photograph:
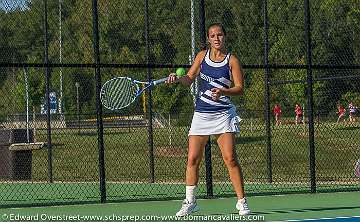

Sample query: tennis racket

[100,76,168,110]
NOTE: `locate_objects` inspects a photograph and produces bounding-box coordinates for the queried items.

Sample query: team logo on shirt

[200,72,215,83]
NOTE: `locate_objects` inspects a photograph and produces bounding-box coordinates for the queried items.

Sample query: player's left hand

[211,88,222,101]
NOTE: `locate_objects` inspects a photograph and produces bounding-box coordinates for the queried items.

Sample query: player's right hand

[166,73,178,84]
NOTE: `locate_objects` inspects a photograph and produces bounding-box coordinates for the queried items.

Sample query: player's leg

[355,159,360,179]
[341,114,346,123]
[278,114,281,125]
[186,135,208,186]
[176,135,208,216]
[216,133,250,215]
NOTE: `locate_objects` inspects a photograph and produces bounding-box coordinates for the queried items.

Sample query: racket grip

[152,77,168,86]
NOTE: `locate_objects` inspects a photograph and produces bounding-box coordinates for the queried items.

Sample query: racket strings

[101,78,138,110]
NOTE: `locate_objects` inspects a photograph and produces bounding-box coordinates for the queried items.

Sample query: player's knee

[223,156,238,168]
[187,155,201,167]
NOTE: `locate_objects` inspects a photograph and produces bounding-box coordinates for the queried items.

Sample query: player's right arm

[167,50,206,86]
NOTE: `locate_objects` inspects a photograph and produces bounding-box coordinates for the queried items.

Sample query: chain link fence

[0,0,359,207]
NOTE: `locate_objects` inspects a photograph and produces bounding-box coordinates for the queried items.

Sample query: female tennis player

[167,23,250,216]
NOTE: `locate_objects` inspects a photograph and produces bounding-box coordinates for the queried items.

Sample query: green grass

[1,120,359,206]
[30,121,360,183]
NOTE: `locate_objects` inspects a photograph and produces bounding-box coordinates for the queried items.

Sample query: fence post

[43,0,53,183]
[199,0,213,198]
[304,0,316,193]
[263,0,273,183]
[144,0,155,183]
[91,0,107,202]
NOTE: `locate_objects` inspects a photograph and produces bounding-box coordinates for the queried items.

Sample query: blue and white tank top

[195,50,234,113]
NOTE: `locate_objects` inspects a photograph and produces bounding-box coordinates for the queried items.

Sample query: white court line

[285,216,360,222]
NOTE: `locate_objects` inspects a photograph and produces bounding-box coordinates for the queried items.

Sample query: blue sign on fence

[40,92,57,114]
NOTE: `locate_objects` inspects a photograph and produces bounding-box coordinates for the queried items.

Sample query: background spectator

[336,104,346,123]
[295,104,303,125]
[273,104,282,126]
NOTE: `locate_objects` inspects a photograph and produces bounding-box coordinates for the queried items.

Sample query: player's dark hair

[207,23,227,37]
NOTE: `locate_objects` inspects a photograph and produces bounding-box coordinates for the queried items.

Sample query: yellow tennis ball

[176,68,186,77]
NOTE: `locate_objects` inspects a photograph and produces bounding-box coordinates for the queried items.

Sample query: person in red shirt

[295,104,303,125]
[273,104,282,126]
[336,105,346,123]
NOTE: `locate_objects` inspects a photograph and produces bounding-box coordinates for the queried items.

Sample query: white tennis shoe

[175,199,199,217]
[236,198,251,216]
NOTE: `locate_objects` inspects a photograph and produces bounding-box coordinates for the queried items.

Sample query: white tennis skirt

[189,107,241,136]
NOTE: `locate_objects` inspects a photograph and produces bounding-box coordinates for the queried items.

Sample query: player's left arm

[215,55,244,96]
[211,55,244,99]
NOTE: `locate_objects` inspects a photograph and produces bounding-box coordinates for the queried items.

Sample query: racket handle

[152,77,168,86]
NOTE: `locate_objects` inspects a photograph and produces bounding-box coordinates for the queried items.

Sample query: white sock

[237,197,246,204]
[185,185,197,203]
